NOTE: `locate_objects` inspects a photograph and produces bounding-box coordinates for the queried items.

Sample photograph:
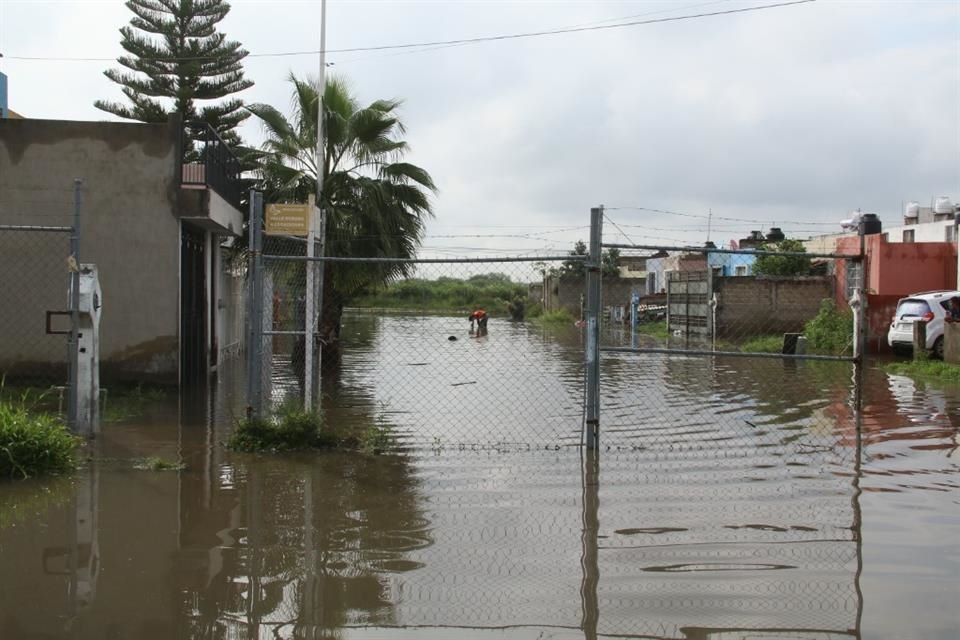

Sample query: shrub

[535,309,576,325]
[0,400,77,480]
[804,300,853,355]
[228,404,394,454]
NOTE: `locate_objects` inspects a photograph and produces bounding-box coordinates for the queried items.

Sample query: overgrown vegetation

[637,320,669,339]
[354,273,528,315]
[885,360,960,383]
[740,335,785,353]
[0,398,77,480]
[228,404,393,454]
[533,309,576,326]
[803,300,853,355]
[753,239,812,276]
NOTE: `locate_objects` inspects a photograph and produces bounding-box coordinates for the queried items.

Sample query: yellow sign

[265,203,310,236]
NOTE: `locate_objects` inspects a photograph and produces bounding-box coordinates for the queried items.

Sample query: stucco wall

[0,118,181,383]
[836,235,958,300]
[714,276,834,337]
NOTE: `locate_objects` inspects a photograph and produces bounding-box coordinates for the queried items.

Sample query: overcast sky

[1,0,958,256]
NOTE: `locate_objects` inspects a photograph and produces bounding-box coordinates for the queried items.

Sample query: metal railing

[179,122,243,210]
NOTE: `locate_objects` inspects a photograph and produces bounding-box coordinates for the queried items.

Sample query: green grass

[353,274,529,315]
[533,309,576,326]
[636,320,668,339]
[228,403,394,454]
[0,399,78,480]
[740,335,785,353]
[884,360,960,383]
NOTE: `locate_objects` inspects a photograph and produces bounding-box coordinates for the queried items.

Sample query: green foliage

[228,404,394,454]
[534,309,576,325]
[602,247,622,278]
[753,239,812,277]
[541,241,621,279]
[95,0,253,149]
[637,320,669,339]
[0,400,77,480]
[740,335,785,353]
[354,274,527,314]
[804,300,853,355]
[134,456,186,471]
[885,360,960,383]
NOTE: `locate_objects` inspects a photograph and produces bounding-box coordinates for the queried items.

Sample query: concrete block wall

[0,118,181,383]
[715,276,834,337]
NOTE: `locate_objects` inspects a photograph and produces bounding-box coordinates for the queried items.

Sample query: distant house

[0,117,246,386]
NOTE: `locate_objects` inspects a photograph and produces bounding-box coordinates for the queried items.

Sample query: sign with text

[265,203,310,236]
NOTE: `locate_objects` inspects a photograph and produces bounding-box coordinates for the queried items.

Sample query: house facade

[0,117,246,386]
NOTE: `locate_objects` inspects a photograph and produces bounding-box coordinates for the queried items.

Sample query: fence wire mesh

[0,224,75,414]
[252,253,586,450]
[601,244,862,358]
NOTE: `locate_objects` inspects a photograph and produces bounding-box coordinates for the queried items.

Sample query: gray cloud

[1,0,957,254]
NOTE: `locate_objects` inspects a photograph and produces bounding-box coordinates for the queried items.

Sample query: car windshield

[896,299,932,318]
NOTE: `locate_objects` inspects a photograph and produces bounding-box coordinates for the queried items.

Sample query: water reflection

[1,315,958,638]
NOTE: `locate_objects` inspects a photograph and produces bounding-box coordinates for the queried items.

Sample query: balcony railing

[179,122,243,211]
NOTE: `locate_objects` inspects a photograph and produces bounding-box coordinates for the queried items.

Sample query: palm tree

[247,73,436,371]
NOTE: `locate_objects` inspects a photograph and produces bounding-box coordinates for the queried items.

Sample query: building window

[902,229,915,243]
[734,265,747,276]
[947,225,956,243]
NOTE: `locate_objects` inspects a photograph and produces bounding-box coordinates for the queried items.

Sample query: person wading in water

[469,308,488,336]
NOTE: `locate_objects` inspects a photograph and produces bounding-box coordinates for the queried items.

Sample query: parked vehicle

[887,290,960,359]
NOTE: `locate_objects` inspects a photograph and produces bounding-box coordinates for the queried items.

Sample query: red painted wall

[834,235,957,352]
[836,235,957,299]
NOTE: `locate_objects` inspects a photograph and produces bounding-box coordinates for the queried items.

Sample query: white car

[887,290,960,359]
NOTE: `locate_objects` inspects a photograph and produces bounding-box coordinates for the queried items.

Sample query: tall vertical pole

[584,207,603,449]
[304,194,317,411]
[246,190,264,415]
[314,0,328,403]
[67,179,82,433]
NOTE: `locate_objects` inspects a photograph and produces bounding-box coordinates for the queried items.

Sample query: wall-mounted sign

[265,203,310,236]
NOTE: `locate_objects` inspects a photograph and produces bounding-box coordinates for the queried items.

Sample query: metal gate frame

[584,205,869,450]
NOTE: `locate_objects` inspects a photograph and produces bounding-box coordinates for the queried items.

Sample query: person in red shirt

[469,308,488,335]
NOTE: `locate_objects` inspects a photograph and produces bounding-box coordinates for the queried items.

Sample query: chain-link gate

[588,206,866,637]
[0,181,83,429]
[245,190,589,449]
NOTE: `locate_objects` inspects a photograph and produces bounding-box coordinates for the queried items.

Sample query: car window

[896,299,931,318]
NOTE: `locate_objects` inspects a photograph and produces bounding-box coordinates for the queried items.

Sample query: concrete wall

[542,275,641,317]
[714,276,834,337]
[0,118,181,383]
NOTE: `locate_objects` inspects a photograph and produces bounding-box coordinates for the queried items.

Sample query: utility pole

[312,0,328,407]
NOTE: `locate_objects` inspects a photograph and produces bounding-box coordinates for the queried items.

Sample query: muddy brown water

[1,312,958,639]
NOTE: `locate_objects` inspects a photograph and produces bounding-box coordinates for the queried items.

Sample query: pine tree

[95,0,253,149]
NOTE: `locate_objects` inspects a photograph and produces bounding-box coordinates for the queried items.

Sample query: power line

[2,1,815,63]
[605,205,838,226]
[602,213,638,246]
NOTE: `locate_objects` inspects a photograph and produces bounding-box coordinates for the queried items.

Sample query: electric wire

[1,1,815,62]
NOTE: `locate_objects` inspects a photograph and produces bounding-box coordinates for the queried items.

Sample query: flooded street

[1,312,958,639]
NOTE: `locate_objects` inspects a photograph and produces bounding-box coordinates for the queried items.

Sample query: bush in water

[0,400,77,480]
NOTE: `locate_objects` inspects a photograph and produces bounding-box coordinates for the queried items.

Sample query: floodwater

[1,311,958,639]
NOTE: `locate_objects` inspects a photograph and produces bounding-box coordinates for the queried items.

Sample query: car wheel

[932,336,944,360]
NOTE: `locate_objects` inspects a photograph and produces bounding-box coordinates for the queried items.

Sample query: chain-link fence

[0,183,81,423]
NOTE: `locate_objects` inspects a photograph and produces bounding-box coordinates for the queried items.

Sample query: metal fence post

[246,190,264,416]
[67,179,82,433]
[584,206,603,450]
